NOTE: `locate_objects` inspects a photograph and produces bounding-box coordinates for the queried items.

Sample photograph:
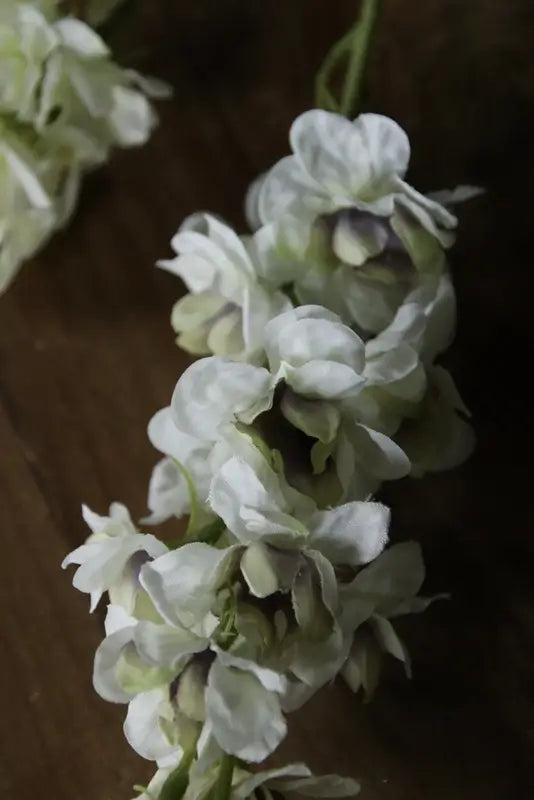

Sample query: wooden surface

[1,2,533,798]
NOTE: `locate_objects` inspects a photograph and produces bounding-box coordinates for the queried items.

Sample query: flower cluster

[64,109,475,798]
[0,0,168,293]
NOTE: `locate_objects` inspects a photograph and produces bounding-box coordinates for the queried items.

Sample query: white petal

[364,343,421,386]
[265,306,361,372]
[371,615,411,676]
[134,621,207,667]
[104,604,137,636]
[2,145,51,209]
[209,457,306,546]
[290,111,409,202]
[351,541,425,615]
[170,293,228,339]
[81,501,134,536]
[143,457,190,525]
[245,173,266,230]
[341,633,381,699]
[306,550,338,617]
[207,308,245,357]
[240,542,280,598]
[93,626,136,703]
[281,389,340,443]
[242,284,292,359]
[308,501,389,566]
[140,544,238,628]
[62,533,166,611]
[419,274,457,362]
[276,317,365,374]
[351,423,411,479]
[171,357,272,441]
[148,407,207,460]
[110,86,156,147]
[257,155,317,224]
[332,211,388,266]
[124,688,177,761]
[212,647,287,693]
[426,185,484,205]
[54,18,109,56]
[284,361,365,400]
[351,113,410,193]
[124,69,173,98]
[194,720,224,775]
[206,660,286,762]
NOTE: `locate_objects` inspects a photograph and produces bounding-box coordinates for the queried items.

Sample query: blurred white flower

[0,1,168,291]
[0,123,55,292]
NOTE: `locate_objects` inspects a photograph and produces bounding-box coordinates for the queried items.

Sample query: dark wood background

[1,1,533,798]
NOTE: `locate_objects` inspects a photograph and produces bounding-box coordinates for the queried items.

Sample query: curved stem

[213,754,235,800]
[340,0,382,118]
[315,0,382,118]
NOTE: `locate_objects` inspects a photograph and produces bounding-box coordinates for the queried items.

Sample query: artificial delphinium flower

[62,1,479,797]
[0,0,168,293]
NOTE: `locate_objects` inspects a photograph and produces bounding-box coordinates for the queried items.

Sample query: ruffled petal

[308,501,389,566]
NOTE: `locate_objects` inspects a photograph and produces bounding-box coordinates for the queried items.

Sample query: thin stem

[315,0,382,118]
[159,739,198,800]
[340,0,381,118]
[213,754,235,800]
[171,458,200,538]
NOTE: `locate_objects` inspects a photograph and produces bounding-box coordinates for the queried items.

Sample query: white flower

[94,602,289,764]
[158,213,292,362]
[149,305,410,510]
[340,542,441,699]
[62,503,168,612]
[208,453,390,688]
[244,110,480,346]
[248,110,458,248]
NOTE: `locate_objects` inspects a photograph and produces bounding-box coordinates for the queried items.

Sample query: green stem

[159,741,198,800]
[171,458,200,539]
[340,0,381,118]
[213,754,235,800]
[315,0,382,118]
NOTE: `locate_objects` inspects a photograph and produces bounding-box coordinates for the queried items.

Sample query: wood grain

[1,2,533,798]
